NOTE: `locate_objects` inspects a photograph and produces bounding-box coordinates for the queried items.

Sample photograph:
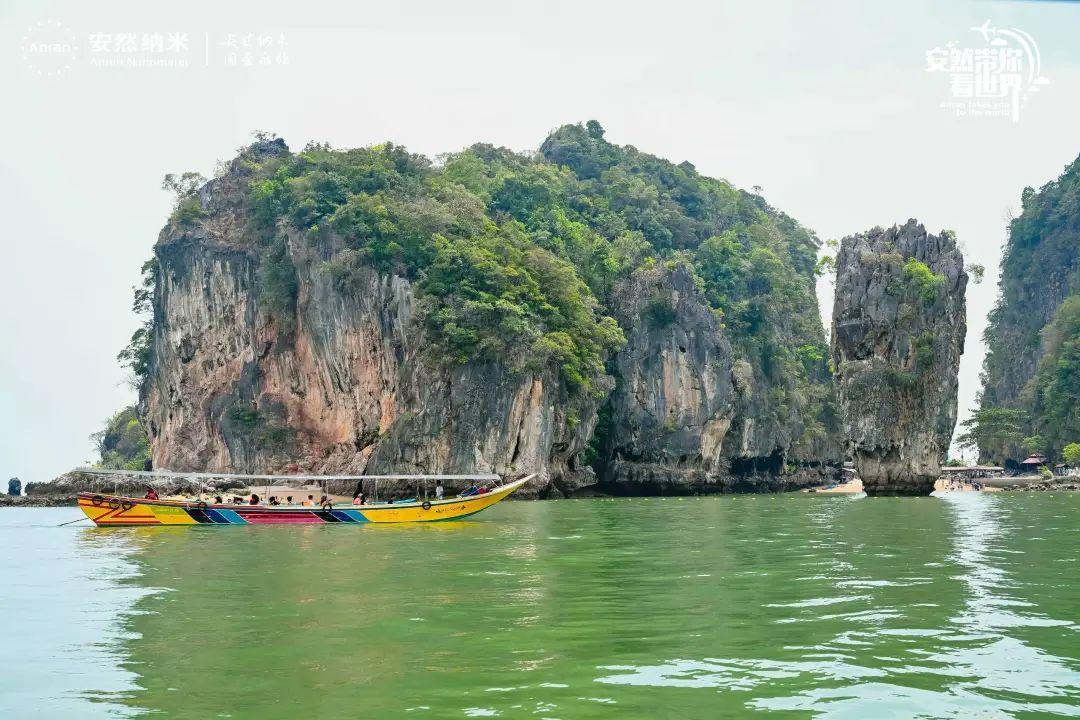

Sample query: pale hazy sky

[2,0,1079,482]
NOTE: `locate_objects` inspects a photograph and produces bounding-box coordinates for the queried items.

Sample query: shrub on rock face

[902,258,946,305]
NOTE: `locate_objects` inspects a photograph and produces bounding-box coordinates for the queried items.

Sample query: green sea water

[2,493,1079,719]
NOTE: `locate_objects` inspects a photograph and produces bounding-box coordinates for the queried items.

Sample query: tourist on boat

[352,491,365,505]
[144,487,159,500]
[435,480,444,500]
[268,496,280,506]
[286,495,294,505]
[214,496,224,504]
[478,485,490,495]
[319,495,329,506]
[302,495,315,507]
[249,494,260,505]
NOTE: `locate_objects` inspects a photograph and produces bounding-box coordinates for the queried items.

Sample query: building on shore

[1021,455,1049,471]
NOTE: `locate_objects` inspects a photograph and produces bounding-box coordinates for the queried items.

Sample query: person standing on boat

[435,480,444,501]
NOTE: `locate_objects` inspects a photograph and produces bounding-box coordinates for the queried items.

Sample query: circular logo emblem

[20,20,79,77]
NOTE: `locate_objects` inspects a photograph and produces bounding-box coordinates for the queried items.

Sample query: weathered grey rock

[597,264,840,493]
[831,220,967,495]
[30,471,248,498]
[599,265,736,492]
[0,495,77,507]
[133,139,839,497]
[141,144,597,498]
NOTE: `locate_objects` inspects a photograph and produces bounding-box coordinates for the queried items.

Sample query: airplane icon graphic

[970,19,994,43]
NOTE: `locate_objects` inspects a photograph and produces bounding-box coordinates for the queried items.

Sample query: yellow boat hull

[76,477,529,526]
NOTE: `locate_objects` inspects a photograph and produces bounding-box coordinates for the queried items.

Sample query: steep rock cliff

[595,263,837,492]
[598,264,736,491]
[143,171,598,496]
[831,220,967,495]
[975,154,1080,463]
[981,155,1080,410]
[130,124,840,495]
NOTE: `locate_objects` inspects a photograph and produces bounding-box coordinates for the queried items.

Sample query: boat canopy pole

[73,467,500,482]
[70,468,521,505]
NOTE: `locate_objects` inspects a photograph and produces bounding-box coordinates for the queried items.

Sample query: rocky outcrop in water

[141,141,602,497]
[125,126,841,496]
[28,470,247,499]
[831,220,967,495]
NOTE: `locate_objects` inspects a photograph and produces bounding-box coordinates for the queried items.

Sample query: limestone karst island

[24,122,1080,507]
[6,2,1080,713]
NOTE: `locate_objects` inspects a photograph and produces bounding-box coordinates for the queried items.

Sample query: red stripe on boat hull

[240,511,324,524]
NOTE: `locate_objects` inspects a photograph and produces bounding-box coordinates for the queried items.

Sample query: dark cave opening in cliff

[729,452,784,477]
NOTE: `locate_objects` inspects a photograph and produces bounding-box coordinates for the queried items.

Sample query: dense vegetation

[977,154,1080,465]
[902,258,946,304]
[122,122,834,456]
[90,406,151,470]
[1027,296,1080,456]
[224,123,831,421]
[238,133,626,397]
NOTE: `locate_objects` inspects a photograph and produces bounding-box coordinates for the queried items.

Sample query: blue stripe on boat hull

[212,509,248,524]
[330,510,368,523]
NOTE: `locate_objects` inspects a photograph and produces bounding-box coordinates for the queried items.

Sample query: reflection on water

[0,510,158,719]
[744,493,1080,718]
[2,495,1079,718]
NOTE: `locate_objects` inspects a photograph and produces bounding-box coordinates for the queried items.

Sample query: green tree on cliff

[956,407,1028,462]
[1063,442,1080,466]
[117,258,156,387]
[1028,295,1080,457]
[91,406,150,471]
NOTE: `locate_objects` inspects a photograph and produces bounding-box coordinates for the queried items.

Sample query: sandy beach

[807,478,1002,494]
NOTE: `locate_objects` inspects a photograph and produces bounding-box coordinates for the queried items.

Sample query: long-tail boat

[76,472,532,526]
